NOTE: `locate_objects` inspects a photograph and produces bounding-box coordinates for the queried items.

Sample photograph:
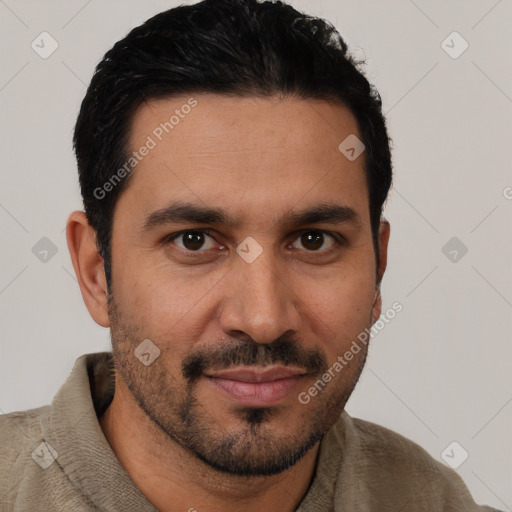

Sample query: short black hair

[73,0,392,290]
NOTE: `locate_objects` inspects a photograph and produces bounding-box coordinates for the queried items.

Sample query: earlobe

[66,211,110,327]
[376,219,390,285]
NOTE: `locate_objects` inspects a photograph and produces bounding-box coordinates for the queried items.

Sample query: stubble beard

[107,294,368,476]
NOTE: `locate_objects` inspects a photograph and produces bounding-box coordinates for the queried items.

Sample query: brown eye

[170,231,217,251]
[292,230,336,251]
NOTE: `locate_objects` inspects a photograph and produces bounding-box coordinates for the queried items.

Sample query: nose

[218,249,302,345]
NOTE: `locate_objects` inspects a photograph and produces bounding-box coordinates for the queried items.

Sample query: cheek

[299,265,377,351]
[313,258,376,309]
[113,257,220,348]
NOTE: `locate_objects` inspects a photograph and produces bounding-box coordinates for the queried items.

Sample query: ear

[371,219,390,324]
[66,211,110,327]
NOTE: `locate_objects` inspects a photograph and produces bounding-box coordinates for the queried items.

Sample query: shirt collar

[41,351,347,511]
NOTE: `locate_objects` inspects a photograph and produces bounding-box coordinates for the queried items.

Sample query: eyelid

[165,229,219,251]
[288,229,344,251]
[164,228,345,253]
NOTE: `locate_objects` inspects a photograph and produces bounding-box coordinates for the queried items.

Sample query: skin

[67,93,390,512]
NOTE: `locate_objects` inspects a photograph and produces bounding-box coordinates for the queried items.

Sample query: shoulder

[0,406,50,495]
[346,414,462,486]
[327,413,500,511]
[349,415,443,471]
[0,405,49,452]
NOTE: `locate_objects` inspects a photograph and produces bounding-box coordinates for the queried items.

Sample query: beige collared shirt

[0,353,501,511]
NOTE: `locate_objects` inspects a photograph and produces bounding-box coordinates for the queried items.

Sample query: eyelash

[164,229,345,255]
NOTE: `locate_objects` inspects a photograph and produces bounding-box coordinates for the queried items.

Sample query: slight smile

[204,366,309,407]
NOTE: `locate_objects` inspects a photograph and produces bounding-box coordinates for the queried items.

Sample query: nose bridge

[220,245,301,344]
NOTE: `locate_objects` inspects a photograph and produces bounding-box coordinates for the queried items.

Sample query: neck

[99,378,320,512]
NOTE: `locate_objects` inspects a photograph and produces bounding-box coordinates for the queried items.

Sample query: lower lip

[206,376,302,407]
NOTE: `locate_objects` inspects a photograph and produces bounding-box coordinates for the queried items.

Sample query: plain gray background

[1,0,511,509]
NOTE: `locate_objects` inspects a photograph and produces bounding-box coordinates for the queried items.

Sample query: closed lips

[203,366,308,406]
[204,365,308,382]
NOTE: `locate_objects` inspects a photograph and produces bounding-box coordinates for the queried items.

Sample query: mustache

[182,336,328,382]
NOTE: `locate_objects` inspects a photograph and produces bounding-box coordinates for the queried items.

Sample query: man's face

[107,94,383,476]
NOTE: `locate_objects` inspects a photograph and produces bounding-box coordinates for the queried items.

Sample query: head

[68,0,392,476]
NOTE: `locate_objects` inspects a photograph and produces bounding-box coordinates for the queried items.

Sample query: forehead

[118,93,369,227]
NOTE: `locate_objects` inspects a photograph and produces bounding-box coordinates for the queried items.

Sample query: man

[0,0,501,510]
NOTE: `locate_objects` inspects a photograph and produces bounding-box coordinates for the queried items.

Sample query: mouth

[204,365,308,407]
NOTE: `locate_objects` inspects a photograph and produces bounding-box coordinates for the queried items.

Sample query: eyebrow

[141,201,361,232]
